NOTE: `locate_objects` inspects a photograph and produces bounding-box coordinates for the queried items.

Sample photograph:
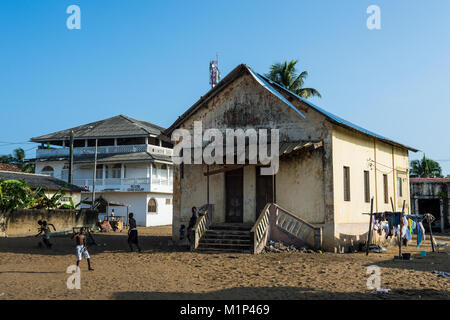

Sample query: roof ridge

[0,170,55,178]
[254,70,418,152]
[119,114,153,135]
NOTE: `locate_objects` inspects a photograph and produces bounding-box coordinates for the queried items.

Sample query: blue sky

[1,0,449,174]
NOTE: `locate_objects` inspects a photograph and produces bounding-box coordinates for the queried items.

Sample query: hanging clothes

[394,213,401,226]
[416,222,423,248]
[411,220,417,233]
[419,222,426,241]
[408,219,413,235]
[401,216,408,237]
[387,215,396,230]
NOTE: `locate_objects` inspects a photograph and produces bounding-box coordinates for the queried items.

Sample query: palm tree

[410,155,443,178]
[0,148,34,173]
[265,60,322,99]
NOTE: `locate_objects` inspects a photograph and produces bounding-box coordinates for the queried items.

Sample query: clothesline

[363,211,427,249]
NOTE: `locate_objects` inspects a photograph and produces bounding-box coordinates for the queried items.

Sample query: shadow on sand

[0,232,187,256]
[112,286,449,300]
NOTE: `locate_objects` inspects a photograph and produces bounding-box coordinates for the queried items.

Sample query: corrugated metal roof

[33,152,172,164]
[31,115,167,142]
[0,171,82,192]
[255,71,418,152]
[410,178,450,183]
[279,141,323,156]
[185,140,322,162]
[166,64,418,152]
[0,164,21,172]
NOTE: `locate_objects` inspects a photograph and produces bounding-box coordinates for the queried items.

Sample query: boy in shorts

[72,227,94,271]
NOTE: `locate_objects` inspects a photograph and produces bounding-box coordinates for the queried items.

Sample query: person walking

[127,213,142,252]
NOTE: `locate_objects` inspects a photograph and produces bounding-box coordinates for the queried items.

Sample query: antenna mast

[209,54,221,89]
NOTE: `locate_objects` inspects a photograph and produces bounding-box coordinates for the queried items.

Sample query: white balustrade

[36,144,173,159]
[72,176,172,193]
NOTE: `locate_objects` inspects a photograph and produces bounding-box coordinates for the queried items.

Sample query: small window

[96,165,103,180]
[343,166,350,201]
[397,177,403,197]
[364,171,370,203]
[112,164,121,179]
[61,164,69,181]
[41,166,54,177]
[148,198,157,213]
[165,198,171,205]
[383,174,389,204]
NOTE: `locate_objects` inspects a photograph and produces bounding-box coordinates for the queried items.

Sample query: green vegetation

[265,60,321,99]
[0,179,81,212]
[410,155,443,178]
[0,147,34,173]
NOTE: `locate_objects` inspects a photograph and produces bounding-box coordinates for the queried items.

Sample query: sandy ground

[0,226,449,300]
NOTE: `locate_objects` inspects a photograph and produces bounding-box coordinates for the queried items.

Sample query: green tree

[265,60,322,99]
[410,155,443,178]
[0,179,38,212]
[0,148,34,173]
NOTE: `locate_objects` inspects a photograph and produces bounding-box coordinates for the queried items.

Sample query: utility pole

[91,139,98,209]
[68,130,74,184]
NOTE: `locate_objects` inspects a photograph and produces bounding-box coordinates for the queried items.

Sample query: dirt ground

[0,226,449,300]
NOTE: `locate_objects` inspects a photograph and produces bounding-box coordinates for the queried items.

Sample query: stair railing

[251,203,323,254]
[191,204,214,251]
[273,203,322,250]
[250,203,272,254]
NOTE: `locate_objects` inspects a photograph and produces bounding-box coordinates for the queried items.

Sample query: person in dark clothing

[35,220,56,249]
[128,213,142,252]
[187,207,199,243]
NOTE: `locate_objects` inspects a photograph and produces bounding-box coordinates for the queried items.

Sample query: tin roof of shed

[166,64,418,152]
[410,178,450,184]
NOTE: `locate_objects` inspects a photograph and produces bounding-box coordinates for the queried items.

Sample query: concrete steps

[196,223,253,253]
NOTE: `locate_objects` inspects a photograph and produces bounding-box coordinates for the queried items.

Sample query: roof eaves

[247,67,305,119]
[256,72,419,152]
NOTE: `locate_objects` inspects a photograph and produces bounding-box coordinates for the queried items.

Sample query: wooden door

[256,166,275,220]
[225,168,244,223]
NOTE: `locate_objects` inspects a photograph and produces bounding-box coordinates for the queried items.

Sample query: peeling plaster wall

[275,150,325,224]
[171,72,334,243]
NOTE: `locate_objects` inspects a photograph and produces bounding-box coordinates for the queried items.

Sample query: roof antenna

[209,53,221,89]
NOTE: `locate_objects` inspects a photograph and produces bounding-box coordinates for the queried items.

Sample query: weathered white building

[31,115,174,226]
[166,64,418,253]
[410,178,450,233]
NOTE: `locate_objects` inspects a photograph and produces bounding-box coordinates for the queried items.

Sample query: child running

[35,220,56,249]
[71,227,94,271]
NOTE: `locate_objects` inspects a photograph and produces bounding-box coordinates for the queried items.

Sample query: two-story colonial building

[31,115,174,226]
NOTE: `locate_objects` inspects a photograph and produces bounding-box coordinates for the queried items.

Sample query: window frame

[383,174,389,204]
[343,166,351,202]
[147,198,157,213]
[397,176,403,197]
[364,170,370,203]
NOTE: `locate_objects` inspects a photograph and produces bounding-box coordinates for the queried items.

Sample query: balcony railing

[73,176,173,193]
[36,144,173,159]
